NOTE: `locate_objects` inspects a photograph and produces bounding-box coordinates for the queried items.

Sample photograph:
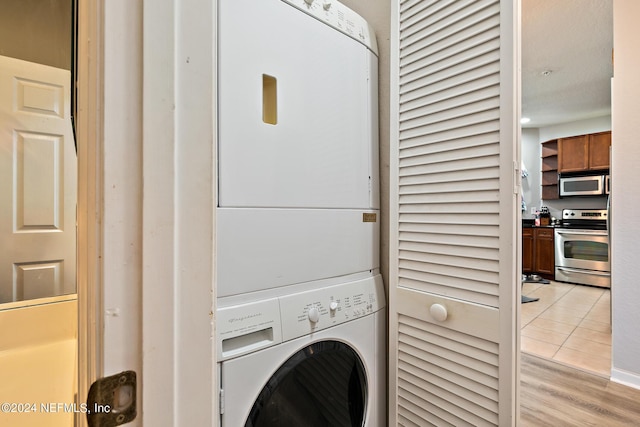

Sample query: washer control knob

[430,304,448,322]
[323,1,332,10]
[330,301,338,311]
[304,0,314,5]
[308,306,320,323]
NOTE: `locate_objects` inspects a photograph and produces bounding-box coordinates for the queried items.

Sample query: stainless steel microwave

[559,174,609,197]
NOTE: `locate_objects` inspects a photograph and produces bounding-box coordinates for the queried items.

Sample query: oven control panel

[562,209,607,220]
[560,209,608,230]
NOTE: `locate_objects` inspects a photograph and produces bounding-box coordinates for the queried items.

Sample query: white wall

[611,0,640,389]
[0,299,77,427]
[521,128,540,219]
[0,0,72,70]
[538,115,611,142]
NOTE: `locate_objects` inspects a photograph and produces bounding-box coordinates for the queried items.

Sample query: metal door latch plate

[86,370,136,427]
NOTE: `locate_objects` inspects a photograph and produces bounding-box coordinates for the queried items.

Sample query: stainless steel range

[555,209,610,288]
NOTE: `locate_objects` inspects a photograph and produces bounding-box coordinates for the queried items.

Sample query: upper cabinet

[558,131,611,173]
[587,131,613,170]
[540,131,611,200]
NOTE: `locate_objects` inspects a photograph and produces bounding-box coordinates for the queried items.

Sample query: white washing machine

[217,275,386,426]
[217,0,380,299]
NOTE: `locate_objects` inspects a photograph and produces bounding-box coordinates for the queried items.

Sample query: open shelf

[541,140,558,158]
[541,139,559,199]
[542,156,558,172]
[542,185,558,200]
[542,170,558,186]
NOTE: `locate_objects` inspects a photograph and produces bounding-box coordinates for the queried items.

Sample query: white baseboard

[611,367,640,390]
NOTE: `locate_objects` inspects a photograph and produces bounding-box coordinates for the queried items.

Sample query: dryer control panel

[279,274,384,341]
[281,0,378,54]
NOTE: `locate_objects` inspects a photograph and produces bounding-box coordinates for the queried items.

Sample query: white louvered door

[389,1,520,426]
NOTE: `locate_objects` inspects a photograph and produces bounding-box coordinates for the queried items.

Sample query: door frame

[75,1,102,425]
[75,0,218,425]
[498,0,522,423]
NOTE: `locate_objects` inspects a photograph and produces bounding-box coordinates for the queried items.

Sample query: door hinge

[86,371,137,427]
[514,160,521,195]
[219,388,225,415]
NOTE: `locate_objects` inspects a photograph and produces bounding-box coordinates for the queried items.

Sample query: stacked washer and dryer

[216,0,384,425]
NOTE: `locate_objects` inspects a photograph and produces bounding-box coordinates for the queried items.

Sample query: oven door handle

[555,230,608,237]
[556,266,611,277]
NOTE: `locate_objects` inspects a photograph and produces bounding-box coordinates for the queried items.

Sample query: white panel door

[389,1,520,425]
[0,55,77,303]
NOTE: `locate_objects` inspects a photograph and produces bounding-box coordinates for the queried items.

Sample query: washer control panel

[217,298,283,361]
[279,274,384,341]
[217,274,384,360]
[281,0,378,54]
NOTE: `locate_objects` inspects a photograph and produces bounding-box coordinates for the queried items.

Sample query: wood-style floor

[520,353,640,426]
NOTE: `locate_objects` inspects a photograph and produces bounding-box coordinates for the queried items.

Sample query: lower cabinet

[522,228,534,273]
[522,227,554,279]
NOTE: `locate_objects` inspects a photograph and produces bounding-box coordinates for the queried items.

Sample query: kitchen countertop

[522,219,559,228]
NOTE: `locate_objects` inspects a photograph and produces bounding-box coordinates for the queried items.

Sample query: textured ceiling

[521,0,613,128]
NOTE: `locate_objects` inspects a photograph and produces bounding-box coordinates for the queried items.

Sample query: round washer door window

[245,340,367,427]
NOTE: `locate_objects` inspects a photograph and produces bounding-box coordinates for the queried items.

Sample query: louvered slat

[398,314,499,425]
[397,0,501,304]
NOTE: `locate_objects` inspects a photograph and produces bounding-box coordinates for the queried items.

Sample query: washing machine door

[245,340,367,427]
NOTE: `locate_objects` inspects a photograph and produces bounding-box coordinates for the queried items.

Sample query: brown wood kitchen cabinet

[588,131,612,170]
[522,228,534,272]
[558,131,611,173]
[522,227,554,278]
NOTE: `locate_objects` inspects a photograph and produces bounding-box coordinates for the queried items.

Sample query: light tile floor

[521,280,611,376]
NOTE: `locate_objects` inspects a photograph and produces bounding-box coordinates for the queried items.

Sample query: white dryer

[217,0,380,299]
[217,275,386,426]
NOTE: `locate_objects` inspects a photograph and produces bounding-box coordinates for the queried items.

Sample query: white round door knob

[430,304,448,322]
[308,306,320,323]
